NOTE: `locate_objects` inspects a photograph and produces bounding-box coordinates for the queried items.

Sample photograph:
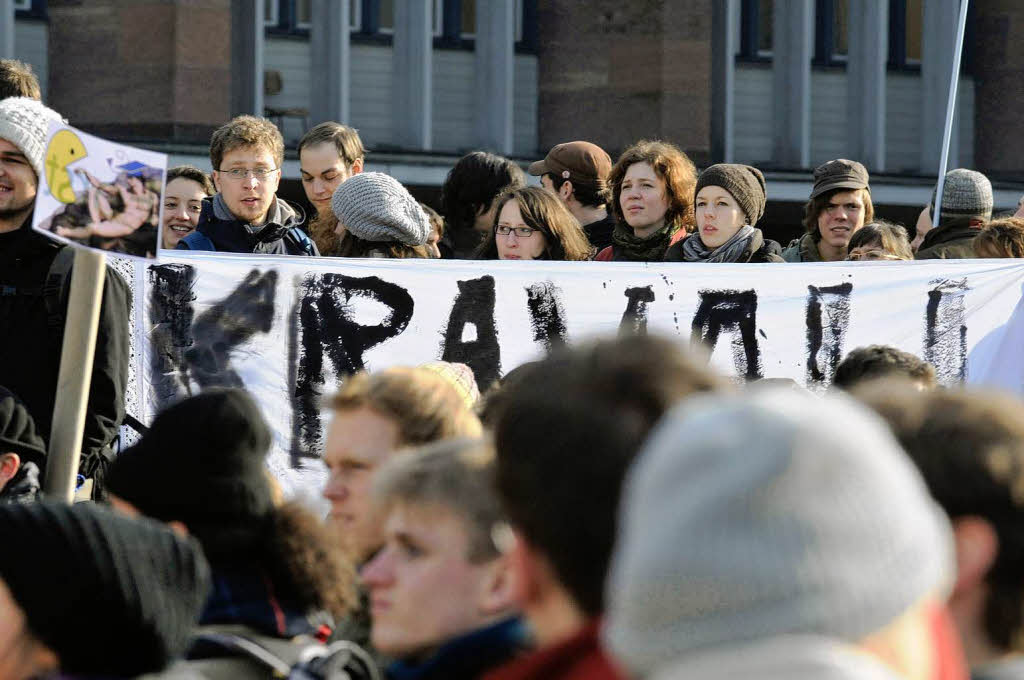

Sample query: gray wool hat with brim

[0,96,66,179]
[931,168,993,226]
[603,388,953,678]
[331,171,431,246]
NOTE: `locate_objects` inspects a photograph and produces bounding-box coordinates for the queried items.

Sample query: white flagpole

[932,0,971,223]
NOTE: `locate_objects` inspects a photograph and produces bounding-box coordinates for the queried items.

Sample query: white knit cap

[0,97,66,179]
[331,171,430,246]
[604,388,953,677]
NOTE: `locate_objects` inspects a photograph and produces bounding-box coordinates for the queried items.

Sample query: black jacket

[0,220,130,493]
[177,198,317,256]
[582,213,616,252]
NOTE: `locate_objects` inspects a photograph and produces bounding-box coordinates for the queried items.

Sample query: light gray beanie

[931,168,993,225]
[603,388,953,677]
[331,171,430,246]
[0,97,66,179]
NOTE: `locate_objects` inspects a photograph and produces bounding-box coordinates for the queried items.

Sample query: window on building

[738,0,773,60]
[377,0,443,36]
[264,0,360,33]
[739,0,925,70]
[456,0,524,42]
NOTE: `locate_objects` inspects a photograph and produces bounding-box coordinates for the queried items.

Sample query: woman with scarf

[665,163,784,263]
[475,187,593,261]
[595,140,697,262]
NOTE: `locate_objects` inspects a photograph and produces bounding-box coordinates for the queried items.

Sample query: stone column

[310,0,350,125]
[920,0,959,173]
[847,0,888,171]
[47,0,232,144]
[393,0,432,149]
[474,1,514,153]
[711,0,739,163]
[230,0,264,118]
[0,0,14,60]
[971,3,1024,177]
[772,0,814,168]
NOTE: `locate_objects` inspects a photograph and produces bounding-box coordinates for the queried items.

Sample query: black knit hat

[0,387,46,468]
[105,388,274,535]
[696,164,767,226]
[0,501,210,677]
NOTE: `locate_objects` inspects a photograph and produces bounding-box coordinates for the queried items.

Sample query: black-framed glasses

[496,225,537,238]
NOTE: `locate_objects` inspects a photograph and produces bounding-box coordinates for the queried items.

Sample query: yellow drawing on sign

[44,129,87,204]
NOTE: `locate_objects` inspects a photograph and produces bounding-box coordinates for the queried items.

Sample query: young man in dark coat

[0,97,130,498]
[177,115,317,255]
[915,168,992,260]
[529,141,616,252]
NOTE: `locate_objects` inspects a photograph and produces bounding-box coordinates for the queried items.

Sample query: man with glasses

[782,159,874,262]
[177,115,317,255]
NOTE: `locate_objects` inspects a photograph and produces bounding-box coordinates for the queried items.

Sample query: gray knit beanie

[931,168,993,226]
[696,164,766,226]
[604,388,953,677]
[0,96,66,179]
[331,171,431,246]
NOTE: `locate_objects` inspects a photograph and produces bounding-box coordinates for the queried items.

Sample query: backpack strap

[44,246,75,353]
[180,230,216,251]
[284,226,318,256]
[189,630,382,680]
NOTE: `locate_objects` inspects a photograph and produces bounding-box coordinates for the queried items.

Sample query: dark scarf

[611,222,675,262]
[200,566,327,639]
[387,617,528,680]
[680,225,761,263]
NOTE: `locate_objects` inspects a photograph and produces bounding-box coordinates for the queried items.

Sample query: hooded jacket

[781,233,825,262]
[178,196,317,256]
[915,217,980,260]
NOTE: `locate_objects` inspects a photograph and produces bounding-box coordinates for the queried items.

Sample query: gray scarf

[680,224,760,263]
[213,193,294,233]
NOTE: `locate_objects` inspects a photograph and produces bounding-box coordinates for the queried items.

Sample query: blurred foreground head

[0,501,209,679]
[487,334,727,644]
[605,388,953,680]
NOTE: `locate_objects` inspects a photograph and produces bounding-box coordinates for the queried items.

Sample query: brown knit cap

[695,164,767,226]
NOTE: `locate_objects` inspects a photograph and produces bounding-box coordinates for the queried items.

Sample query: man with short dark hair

[857,384,1024,680]
[832,345,937,390]
[178,115,317,255]
[0,97,129,498]
[528,141,615,251]
[916,168,992,260]
[782,158,874,262]
[484,336,727,680]
[0,59,41,101]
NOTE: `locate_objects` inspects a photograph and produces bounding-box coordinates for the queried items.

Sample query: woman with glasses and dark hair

[475,187,594,261]
[845,220,913,261]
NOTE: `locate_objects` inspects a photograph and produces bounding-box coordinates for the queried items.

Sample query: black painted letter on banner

[525,281,568,351]
[924,278,969,384]
[147,264,196,408]
[185,268,278,389]
[805,283,853,385]
[441,276,501,389]
[690,289,763,379]
[619,286,655,336]
[292,274,415,464]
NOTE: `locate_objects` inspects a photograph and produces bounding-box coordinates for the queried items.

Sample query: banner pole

[932,0,970,223]
[44,247,106,503]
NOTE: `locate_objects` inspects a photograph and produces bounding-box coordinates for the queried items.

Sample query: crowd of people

[3,56,1024,680]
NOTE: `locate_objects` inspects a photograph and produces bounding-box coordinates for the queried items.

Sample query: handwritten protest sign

[110,253,1024,497]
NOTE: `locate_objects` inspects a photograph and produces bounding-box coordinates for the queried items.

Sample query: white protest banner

[124,253,1024,498]
[33,122,166,260]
